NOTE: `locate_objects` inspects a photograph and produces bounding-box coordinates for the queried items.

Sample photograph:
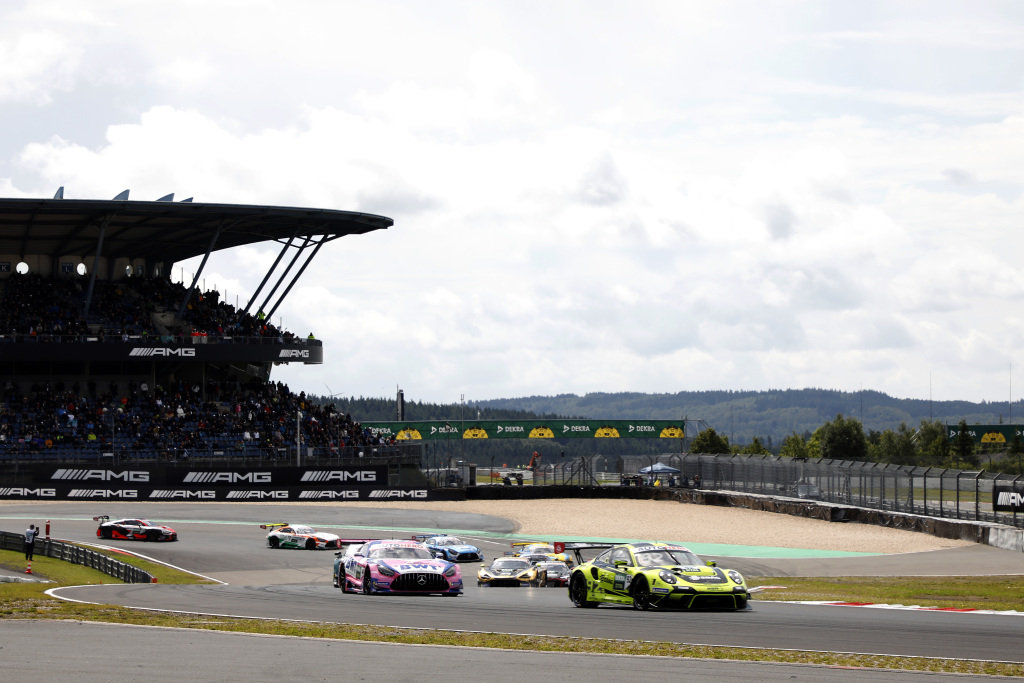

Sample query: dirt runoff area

[331,499,973,555]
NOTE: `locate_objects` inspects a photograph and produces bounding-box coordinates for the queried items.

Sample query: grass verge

[750,575,1024,612]
[1,550,1022,676]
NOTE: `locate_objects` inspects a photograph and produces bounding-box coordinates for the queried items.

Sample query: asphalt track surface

[3,502,1024,680]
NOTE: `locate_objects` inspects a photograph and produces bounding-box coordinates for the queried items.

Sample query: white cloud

[0,30,80,104]
[3,1,1024,405]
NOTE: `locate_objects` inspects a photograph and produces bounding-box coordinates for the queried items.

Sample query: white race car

[261,523,342,550]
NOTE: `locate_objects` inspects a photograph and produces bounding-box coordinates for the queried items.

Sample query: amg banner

[164,466,386,487]
[0,340,323,364]
[0,486,459,501]
[37,465,387,487]
[993,485,1024,513]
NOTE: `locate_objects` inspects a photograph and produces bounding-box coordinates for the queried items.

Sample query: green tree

[875,423,916,465]
[778,432,811,458]
[818,413,868,462]
[779,432,809,460]
[1010,429,1023,474]
[952,419,979,469]
[689,427,731,454]
[806,427,823,460]
[916,420,949,464]
[741,437,770,455]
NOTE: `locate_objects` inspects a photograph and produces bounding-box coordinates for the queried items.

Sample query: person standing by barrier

[24,524,39,561]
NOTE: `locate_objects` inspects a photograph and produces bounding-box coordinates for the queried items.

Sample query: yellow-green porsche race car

[563,541,749,610]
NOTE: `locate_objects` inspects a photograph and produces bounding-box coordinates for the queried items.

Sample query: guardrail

[1,531,154,583]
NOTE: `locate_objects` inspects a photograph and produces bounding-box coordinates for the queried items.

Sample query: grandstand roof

[0,197,392,264]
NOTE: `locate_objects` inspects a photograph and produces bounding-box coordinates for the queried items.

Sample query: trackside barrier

[463,484,1024,552]
[490,453,1024,530]
[0,530,154,583]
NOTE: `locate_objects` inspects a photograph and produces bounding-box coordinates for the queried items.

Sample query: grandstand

[0,191,422,472]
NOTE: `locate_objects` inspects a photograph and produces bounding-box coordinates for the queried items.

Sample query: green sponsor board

[948,424,1024,444]
[362,419,688,441]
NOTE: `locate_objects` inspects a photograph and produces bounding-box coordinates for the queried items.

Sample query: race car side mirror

[706,560,716,567]
[614,560,627,567]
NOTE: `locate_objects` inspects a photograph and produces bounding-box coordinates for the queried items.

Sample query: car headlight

[376,563,396,577]
[444,564,457,577]
[727,570,745,585]
[658,570,678,584]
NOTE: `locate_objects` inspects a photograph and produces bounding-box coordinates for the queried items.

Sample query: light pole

[296,410,302,466]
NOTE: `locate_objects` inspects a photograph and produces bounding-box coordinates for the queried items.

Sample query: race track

[3,502,1023,664]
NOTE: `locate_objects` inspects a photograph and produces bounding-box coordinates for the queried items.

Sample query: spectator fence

[618,453,1024,529]
[0,530,154,583]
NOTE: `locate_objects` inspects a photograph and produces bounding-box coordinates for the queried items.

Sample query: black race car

[94,515,178,542]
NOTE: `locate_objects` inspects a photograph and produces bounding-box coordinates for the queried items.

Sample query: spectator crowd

[0,271,375,462]
[0,379,397,461]
[0,273,303,343]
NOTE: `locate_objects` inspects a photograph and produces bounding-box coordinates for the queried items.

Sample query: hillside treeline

[689,416,1024,475]
[310,390,1024,474]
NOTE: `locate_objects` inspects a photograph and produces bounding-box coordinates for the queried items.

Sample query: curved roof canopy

[0,196,392,264]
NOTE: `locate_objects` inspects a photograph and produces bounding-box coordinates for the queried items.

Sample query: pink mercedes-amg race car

[336,538,463,596]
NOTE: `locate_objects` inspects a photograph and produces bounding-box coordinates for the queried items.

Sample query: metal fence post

[975,471,983,522]
[950,473,958,520]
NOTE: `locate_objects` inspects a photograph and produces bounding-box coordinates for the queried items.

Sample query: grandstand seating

[0,274,401,463]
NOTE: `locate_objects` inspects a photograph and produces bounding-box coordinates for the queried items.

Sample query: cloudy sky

[3,1,1024,405]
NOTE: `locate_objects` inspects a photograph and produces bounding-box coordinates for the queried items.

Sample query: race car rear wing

[92,515,110,522]
[411,534,439,542]
[333,538,384,556]
[259,523,289,530]
[555,542,615,566]
[507,541,544,555]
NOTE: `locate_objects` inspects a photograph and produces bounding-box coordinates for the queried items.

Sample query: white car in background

[261,523,342,550]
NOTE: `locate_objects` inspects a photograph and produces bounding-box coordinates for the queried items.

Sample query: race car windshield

[634,549,703,567]
[292,526,315,535]
[491,559,531,570]
[434,537,462,546]
[137,520,154,526]
[369,547,433,560]
[539,563,569,574]
[526,545,554,553]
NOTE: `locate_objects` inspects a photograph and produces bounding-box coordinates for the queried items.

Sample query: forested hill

[473,389,1021,446]
[311,390,1020,448]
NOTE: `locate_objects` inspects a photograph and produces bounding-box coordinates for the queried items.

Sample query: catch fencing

[629,454,1024,530]
[450,453,1024,530]
[1,531,154,583]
